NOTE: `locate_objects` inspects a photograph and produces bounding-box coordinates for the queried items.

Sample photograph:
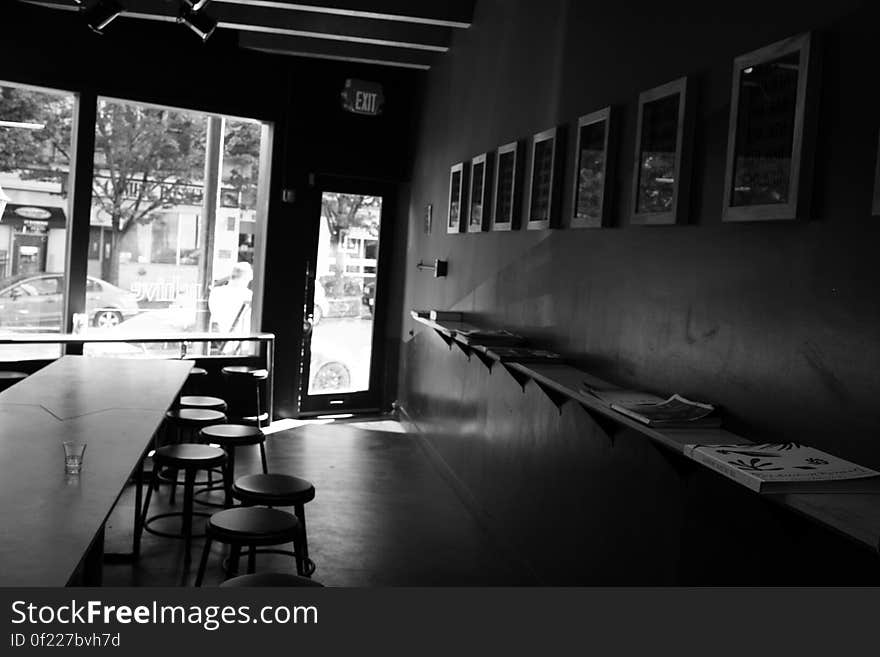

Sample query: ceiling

[20,0,475,70]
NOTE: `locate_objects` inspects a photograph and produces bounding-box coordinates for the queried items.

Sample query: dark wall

[0,2,422,415]
[399,0,880,582]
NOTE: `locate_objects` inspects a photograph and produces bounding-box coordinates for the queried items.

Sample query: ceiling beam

[214,0,474,28]
[238,32,435,69]
[19,1,453,51]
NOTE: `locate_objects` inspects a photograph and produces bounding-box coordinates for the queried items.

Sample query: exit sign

[341,79,385,116]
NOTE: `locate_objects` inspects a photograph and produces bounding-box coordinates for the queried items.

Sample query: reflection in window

[731,53,800,206]
[470,161,484,228]
[494,150,515,225]
[637,93,680,214]
[575,121,607,222]
[530,138,554,222]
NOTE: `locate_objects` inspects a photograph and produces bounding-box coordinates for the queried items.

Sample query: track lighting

[81,0,123,35]
[178,2,218,42]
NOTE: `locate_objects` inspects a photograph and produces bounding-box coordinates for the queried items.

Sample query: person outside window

[208,261,252,334]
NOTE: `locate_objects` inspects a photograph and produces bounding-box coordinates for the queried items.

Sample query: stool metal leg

[228,544,241,578]
[182,468,196,567]
[223,447,236,508]
[259,442,268,474]
[195,535,213,587]
[140,459,160,531]
[247,545,256,574]
[294,502,310,576]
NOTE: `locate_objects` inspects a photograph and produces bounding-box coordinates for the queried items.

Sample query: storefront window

[0,81,75,361]
[81,98,270,358]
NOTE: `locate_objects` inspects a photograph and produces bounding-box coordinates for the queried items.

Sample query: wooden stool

[0,371,28,393]
[179,395,228,413]
[196,424,267,508]
[221,366,269,428]
[140,444,227,567]
[194,507,303,586]
[232,474,316,576]
[161,408,227,502]
[220,572,323,587]
[182,366,208,395]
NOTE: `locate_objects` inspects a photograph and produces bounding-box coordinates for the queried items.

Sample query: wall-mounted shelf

[410,310,880,556]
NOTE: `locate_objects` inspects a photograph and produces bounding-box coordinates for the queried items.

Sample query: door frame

[297,175,396,416]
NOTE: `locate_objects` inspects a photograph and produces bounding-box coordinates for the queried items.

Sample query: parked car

[309,348,351,393]
[0,272,140,330]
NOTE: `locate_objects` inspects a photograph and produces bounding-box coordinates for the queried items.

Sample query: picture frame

[526,126,565,230]
[490,140,523,231]
[447,161,469,234]
[872,132,880,216]
[631,77,694,225]
[468,152,493,232]
[571,106,614,228]
[722,32,817,222]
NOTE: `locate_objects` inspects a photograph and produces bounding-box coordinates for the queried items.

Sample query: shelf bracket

[535,380,570,414]
[502,364,532,392]
[452,339,472,360]
[578,403,621,446]
[472,349,495,371]
[649,441,698,480]
[433,329,454,350]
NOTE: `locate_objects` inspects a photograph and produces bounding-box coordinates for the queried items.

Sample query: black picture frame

[571,107,614,228]
[447,161,469,234]
[490,140,523,231]
[722,32,817,222]
[526,126,564,230]
[873,132,880,216]
[468,152,493,232]
[631,77,694,225]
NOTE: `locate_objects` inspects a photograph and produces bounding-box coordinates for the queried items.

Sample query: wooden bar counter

[0,356,192,586]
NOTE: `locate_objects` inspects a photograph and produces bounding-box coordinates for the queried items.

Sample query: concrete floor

[103,419,526,586]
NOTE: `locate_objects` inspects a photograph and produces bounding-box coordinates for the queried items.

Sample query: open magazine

[608,393,719,428]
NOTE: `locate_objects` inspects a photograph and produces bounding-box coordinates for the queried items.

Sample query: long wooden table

[0,356,192,586]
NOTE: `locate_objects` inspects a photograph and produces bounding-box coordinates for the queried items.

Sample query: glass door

[298,187,388,415]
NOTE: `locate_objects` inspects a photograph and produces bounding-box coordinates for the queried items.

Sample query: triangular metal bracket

[452,338,472,360]
[578,403,621,446]
[534,380,570,414]
[472,349,495,371]
[502,363,532,392]
[649,441,698,480]
[433,329,454,349]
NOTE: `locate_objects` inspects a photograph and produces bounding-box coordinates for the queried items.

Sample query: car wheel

[312,304,324,326]
[312,361,350,391]
[93,309,123,328]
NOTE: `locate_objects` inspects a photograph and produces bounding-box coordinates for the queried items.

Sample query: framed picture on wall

[491,140,523,231]
[631,77,694,225]
[722,32,818,222]
[447,161,469,234]
[571,107,614,228]
[526,126,564,230]
[873,132,880,216]
[468,152,493,232]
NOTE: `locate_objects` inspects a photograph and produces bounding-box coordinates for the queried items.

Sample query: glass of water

[63,441,87,475]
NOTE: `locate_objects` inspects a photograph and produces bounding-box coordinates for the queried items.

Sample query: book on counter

[482,346,564,363]
[683,443,880,493]
[455,328,526,346]
[607,393,721,429]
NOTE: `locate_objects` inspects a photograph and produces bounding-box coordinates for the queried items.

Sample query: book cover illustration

[684,443,880,493]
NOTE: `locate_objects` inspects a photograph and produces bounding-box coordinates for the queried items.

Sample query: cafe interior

[0,0,879,588]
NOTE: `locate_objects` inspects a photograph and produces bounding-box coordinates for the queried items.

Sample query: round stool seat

[189,366,208,377]
[200,424,264,446]
[222,365,269,381]
[154,443,227,469]
[0,371,27,381]
[165,408,227,427]
[180,395,227,412]
[233,474,315,506]
[208,507,300,544]
[220,572,323,588]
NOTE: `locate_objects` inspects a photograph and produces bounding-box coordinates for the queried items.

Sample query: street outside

[308,315,374,395]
